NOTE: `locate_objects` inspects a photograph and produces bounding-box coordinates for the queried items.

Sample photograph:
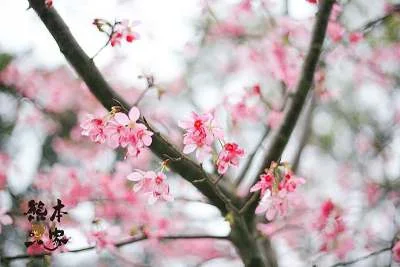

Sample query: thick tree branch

[26,0,240,215]
[242,0,336,217]
[1,234,229,262]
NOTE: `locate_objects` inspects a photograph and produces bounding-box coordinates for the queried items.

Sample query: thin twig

[329,247,392,267]
[235,128,270,187]
[133,87,152,106]
[91,24,116,60]
[292,93,315,172]
[1,234,229,262]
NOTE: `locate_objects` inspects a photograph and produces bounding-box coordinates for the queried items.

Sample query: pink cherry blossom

[104,119,130,149]
[88,230,116,252]
[121,20,141,43]
[349,32,363,44]
[80,115,107,144]
[179,112,223,162]
[114,106,140,127]
[252,163,305,220]
[250,171,274,195]
[109,20,140,46]
[255,190,288,221]
[216,142,244,174]
[127,170,155,192]
[113,107,153,150]
[127,170,173,204]
[81,107,153,158]
[327,22,344,43]
[226,94,263,125]
[111,32,124,47]
[279,172,306,193]
[147,172,174,204]
[313,200,353,259]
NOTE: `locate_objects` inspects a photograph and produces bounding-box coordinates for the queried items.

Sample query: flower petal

[183,144,196,154]
[114,113,130,125]
[127,172,143,181]
[128,107,140,122]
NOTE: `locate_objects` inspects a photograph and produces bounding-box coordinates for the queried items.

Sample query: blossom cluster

[127,169,173,204]
[224,84,284,129]
[313,200,354,259]
[250,162,305,220]
[80,106,153,158]
[93,19,140,47]
[179,112,244,174]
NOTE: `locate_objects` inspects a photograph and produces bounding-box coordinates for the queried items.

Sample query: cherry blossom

[252,163,305,220]
[313,200,354,259]
[81,106,153,158]
[127,170,155,192]
[80,115,107,144]
[127,170,173,204]
[88,230,116,252]
[225,91,263,125]
[349,32,363,44]
[255,190,288,221]
[216,142,244,174]
[110,20,140,47]
[250,171,274,195]
[112,107,153,153]
[179,112,223,162]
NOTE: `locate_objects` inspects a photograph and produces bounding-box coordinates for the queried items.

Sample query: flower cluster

[250,162,305,220]
[178,112,223,162]
[93,19,140,47]
[224,85,264,125]
[216,143,244,175]
[80,106,153,158]
[225,84,283,129]
[179,112,244,174]
[313,200,354,259]
[127,169,173,204]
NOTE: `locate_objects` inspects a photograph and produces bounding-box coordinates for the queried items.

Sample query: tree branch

[328,247,392,267]
[357,4,400,33]
[26,0,240,215]
[1,234,229,262]
[234,128,270,187]
[292,93,315,172]
[242,0,336,217]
